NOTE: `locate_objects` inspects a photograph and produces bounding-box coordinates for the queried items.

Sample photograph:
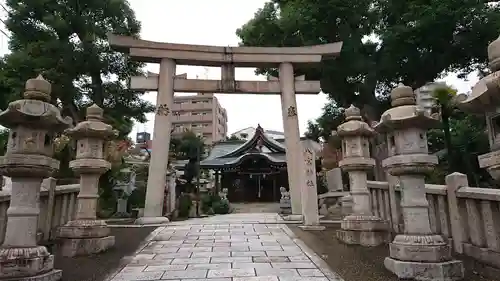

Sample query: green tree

[1,0,153,135]
[0,129,8,155]
[236,0,500,136]
[0,0,154,184]
[169,131,206,160]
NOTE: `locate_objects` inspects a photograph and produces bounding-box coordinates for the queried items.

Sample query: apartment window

[192,112,199,116]
[192,101,198,104]
[202,124,209,127]
[174,101,184,105]
[203,100,210,103]
[192,124,199,128]
[202,112,208,115]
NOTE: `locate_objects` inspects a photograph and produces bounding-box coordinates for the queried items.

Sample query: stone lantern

[374,84,464,280]
[456,35,500,181]
[335,105,388,246]
[0,75,72,280]
[57,104,117,257]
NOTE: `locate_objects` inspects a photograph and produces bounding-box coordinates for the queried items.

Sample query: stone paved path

[108,213,344,281]
[231,203,280,214]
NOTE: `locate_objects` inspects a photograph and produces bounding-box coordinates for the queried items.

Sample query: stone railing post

[0,75,72,280]
[42,177,57,241]
[445,172,468,254]
[57,104,117,257]
[335,105,388,246]
[374,84,464,280]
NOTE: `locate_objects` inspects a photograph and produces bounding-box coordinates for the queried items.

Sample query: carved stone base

[384,257,464,281]
[389,234,452,262]
[134,216,170,225]
[337,229,389,246]
[0,246,56,279]
[1,269,62,281]
[58,220,110,239]
[298,225,326,231]
[59,236,115,257]
[336,215,389,246]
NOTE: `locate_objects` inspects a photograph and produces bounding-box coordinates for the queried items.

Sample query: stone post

[57,104,117,257]
[279,62,303,216]
[298,139,325,230]
[138,58,176,225]
[166,170,177,214]
[335,105,388,246]
[374,84,464,280]
[0,75,72,280]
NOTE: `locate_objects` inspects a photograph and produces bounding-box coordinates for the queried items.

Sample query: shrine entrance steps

[231,202,280,214]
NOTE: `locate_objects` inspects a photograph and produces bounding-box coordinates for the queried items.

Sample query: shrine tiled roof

[200,124,286,168]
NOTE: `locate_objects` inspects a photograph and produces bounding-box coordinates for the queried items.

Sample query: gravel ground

[53,227,156,281]
[289,225,497,281]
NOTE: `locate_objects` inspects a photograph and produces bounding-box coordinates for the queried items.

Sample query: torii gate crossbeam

[108,34,343,225]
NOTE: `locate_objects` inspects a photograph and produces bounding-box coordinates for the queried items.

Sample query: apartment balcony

[172,126,212,135]
[171,114,213,123]
[172,102,212,111]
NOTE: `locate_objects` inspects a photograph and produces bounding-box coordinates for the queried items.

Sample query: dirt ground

[289,225,497,281]
[52,226,155,281]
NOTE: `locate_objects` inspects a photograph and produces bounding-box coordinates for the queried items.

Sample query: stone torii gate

[108,34,342,224]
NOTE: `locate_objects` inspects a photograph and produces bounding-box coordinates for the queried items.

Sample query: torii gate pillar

[279,62,303,214]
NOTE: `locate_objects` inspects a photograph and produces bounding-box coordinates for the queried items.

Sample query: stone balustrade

[366,173,500,271]
[0,178,79,244]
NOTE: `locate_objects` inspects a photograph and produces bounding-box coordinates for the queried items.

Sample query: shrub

[212,199,230,214]
[177,194,193,218]
[200,193,221,214]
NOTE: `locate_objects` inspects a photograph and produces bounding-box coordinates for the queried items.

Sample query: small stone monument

[0,75,72,280]
[279,186,292,214]
[57,104,118,257]
[336,105,388,246]
[298,139,324,230]
[375,84,464,280]
[112,168,137,218]
[326,168,343,191]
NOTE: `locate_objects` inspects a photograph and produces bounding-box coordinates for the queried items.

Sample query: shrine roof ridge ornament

[108,34,343,67]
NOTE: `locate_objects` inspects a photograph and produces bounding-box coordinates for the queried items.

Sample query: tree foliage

[237,0,500,138]
[169,131,206,161]
[0,0,154,136]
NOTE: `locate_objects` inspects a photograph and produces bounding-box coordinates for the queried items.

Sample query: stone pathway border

[105,213,344,281]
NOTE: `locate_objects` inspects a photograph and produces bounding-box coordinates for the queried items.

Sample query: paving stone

[192,251,231,257]
[207,268,256,278]
[111,271,164,281]
[187,263,232,270]
[298,268,325,277]
[231,251,267,257]
[266,251,300,257]
[278,278,329,281]
[211,257,252,263]
[271,262,316,269]
[153,252,191,259]
[171,257,210,264]
[161,269,208,279]
[143,264,187,271]
[233,277,279,281]
[252,256,289,263]
[255,268,300,277]
[232,262,272,269]
[119,265,146,273]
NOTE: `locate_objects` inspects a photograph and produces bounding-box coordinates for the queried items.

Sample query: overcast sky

[0,1,480,137]
[127,0,479,138]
